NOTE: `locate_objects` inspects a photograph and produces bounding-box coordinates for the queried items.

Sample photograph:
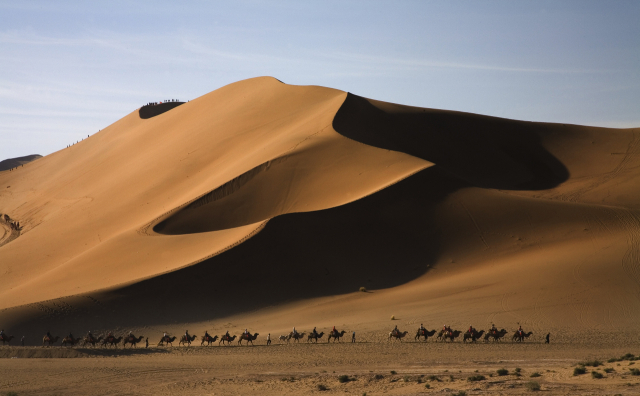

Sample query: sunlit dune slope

[0,77,429,309]
[1,77,640,342]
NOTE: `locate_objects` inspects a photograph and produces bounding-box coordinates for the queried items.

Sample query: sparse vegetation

[515,367,521,373]
[530,372,542,377]
[630,368,640,376]
[374,374,384,380]
[390,370,397,375]
[4,392,18,396]
[604,368,614,373]
[580,360,603,367]
[573,366,587,376]
[427,375,441,382]
[450,391,467,396]
[526,381,541,391]
[403,375,410,382]
[497,368,509,376]
[467,375,486,382]
[317,384,328,391]
[591,371,603,379]
[338,375,350,383]
[425,383,430,388]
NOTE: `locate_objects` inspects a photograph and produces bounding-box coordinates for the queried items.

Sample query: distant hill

[0,154,42,171]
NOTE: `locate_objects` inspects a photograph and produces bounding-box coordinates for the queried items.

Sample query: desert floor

[2,336,640,395]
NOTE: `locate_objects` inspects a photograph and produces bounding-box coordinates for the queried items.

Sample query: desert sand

[1,77,640,395]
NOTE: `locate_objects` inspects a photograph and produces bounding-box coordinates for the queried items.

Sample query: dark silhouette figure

[545,333,550,344]
[145,337,149,348]
[351,331,356,343]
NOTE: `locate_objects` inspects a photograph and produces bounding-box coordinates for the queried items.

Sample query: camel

[82,335,103,347]
[238,332,259,346]
[307,331,325,343]
[102,335,123,348]
[463,330,485,343]
[200,334,218,346]
[0,334,14,345]
[123,335,145,348]
[42,335,60,347]
[288,332,306,343]
[327,330,346,343]
[218,334,236,346]
[61,336,82,347]
[388,331,409,341]
[512,331,533,342]
[278,335,288,343]
[442,330,462,342]
[484,329,508,342]
[179,334,197,346]
[415,328,436,342]
[157,335,177,347]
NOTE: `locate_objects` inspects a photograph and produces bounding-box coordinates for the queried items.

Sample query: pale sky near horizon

[1,0,638,160]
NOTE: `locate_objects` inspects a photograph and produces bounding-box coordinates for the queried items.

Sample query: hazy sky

[1,0,638,160]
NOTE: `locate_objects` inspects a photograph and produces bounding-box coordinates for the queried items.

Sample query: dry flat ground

[2,337,640,395]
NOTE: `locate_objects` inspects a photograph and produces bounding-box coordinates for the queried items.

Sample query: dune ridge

[1,77,640,344]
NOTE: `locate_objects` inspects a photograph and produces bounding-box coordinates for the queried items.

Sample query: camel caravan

[392,324,534,343]
[0,324,537,348]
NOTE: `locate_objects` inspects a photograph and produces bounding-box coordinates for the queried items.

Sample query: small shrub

[403,375,410,382]
[374,374,384,380]
[526,381,541,391]
[621,353,635,360]
[451,391,467,396]
[449,375,454,381]
[390,370,397,375]
[591,371,603,379]
[497,368,509,376]
[604,368,614,373]
[530,372,542,377]
[573,366,587,376]
[424,383,430,389]
[630,368,640,376]
[427,375,440,382]
[317,384,328,391]
[515,367,521,373]
[359,287,367,292]
[608,358,618,363]
[630,362,635,365]
[338,375,350,383]
[467,375,486,382]
[581,360,602,367]
[4,392,19,396]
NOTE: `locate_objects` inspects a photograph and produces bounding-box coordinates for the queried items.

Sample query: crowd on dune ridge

[0,324,548,348]
[142,99,182,107]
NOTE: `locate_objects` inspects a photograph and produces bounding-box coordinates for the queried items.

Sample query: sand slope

[1,77,639,344]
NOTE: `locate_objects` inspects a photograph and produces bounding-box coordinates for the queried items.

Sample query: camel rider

[313,327,318,336]
[420,324,425,335]
[0,329,4,339]
[129,331,134,340]
[224,330,230,340]
[87,330,93,341]
[490,324,497,334]
[163,332,167,342]
[68,331,73,340]
[184,330,190,340]
[46,331,52,341]
[292,327,297,336]
[393,325,398,335]
[469,325,475,334]
[518,325,523,336]
[204,330,210,339]
[244,328,249,338]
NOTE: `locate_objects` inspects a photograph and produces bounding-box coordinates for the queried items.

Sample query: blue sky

[1,0,638,159]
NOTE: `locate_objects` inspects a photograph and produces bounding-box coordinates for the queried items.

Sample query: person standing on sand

[21,336,25,346]
[145,338,149,348]
[267,333,271,346]
[351,331,355,343]
[545,333,550,344]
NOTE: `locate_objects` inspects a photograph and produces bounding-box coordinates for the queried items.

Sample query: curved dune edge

[0,77,430,309]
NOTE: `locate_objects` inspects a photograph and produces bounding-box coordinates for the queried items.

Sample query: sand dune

[0,154,42,171]
[1,77,639,345]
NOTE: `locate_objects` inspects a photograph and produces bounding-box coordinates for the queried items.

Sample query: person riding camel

[0,329,4,340]
[243,328,249,338]
[491,324,497,334]
[46,331,52,341]
[68,331,73,340]
[468,325,476,334]
[225,330,230,340]
[420,324,425,335]
[313,327,318,336]
[204,330,210,340]
[393,325,398,335]
[128,331,134,341]
[292,327,297,336]
[518,325,523,336]
[184,330,190,341]
[87,330,93,341]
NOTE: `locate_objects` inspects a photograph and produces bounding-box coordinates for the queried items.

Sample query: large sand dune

[1,77,639,345]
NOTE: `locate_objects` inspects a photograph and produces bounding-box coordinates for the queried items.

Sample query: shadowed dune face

[138,102,185,119]
[2,77,640,343]
[0,154,42,171]
[333,93,569,190]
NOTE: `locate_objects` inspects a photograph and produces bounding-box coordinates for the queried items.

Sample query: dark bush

[374,374,384,380]
[497,368,509,376]
[317,384,328,391]
[573,366,587,376]
[591,371,603,379]
[526,381,541,391]
[467,375,486,382]
[338,375,350,383]
[530,372,542,377]
[630,368,640,376]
